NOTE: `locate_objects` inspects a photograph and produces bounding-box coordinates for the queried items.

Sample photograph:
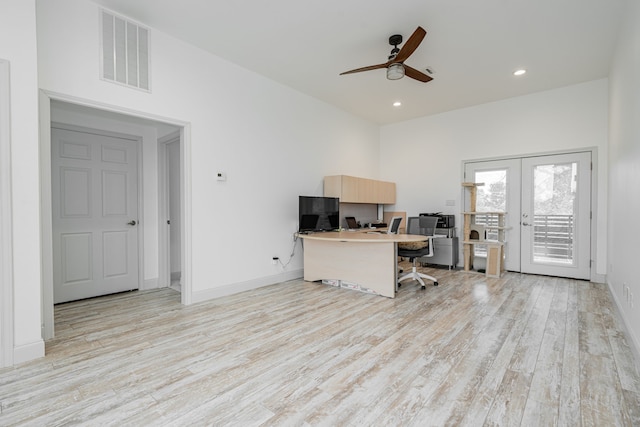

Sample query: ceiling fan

[340,26,433,83]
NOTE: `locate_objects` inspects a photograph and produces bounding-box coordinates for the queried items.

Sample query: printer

[419,213,455,229]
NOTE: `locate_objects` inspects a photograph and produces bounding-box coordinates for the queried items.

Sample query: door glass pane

[474,170,506,242]
[532,162,576,265]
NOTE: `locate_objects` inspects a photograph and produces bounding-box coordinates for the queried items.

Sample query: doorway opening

[39,93,191,340]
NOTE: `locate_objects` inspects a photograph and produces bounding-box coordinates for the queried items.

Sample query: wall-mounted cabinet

[324,175,396,204]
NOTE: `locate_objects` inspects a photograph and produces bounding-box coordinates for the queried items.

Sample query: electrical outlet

[272,256,279,265]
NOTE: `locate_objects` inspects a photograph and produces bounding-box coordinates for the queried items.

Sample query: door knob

[127,220,137,226]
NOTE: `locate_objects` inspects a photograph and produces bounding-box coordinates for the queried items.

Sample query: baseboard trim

[13,339,45,365]
[142,278,159,290]
[191,269,303,304]
[607,280,640,373]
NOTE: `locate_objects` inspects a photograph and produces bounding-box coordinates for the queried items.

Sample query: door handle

[127,220,137,226]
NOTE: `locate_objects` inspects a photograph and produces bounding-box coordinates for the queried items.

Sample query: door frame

[39,91,193,340]
[462,147,602,283]
[0,59,14,367]
[51,122,144,301]
[158,131,182,292]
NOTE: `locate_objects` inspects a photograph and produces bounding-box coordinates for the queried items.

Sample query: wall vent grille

[101,10,150,91]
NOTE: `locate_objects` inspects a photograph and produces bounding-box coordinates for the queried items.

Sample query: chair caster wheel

[421,285,426,290]
[433,282,439,286]
[397,282,401,287]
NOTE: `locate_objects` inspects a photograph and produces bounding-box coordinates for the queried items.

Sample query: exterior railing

[473,213,574,262]
[533,214,574,261]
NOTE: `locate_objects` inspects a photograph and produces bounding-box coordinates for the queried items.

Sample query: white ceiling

[90,0,627,125]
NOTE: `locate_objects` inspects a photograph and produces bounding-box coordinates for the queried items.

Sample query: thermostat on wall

[216,171,227,182]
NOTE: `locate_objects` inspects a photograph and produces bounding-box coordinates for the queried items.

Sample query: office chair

[397,216,439,289]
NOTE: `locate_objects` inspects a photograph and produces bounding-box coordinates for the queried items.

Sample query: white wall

[0,0,45,363]
[380,79,609,276]
[608,0,640,354]
[35,0,380,305]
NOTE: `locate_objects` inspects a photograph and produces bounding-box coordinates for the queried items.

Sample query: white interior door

[52,127,139,303]
[521,152,591,279]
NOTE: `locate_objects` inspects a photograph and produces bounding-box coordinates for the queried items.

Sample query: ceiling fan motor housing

[389,34,403,46]
[388,34,403,60]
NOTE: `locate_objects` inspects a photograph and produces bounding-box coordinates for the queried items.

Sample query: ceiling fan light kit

[340,26,433,83]
[387,63,405,80]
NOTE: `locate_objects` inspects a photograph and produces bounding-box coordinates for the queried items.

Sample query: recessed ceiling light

[393,101,402,107]
[513,69,527,76]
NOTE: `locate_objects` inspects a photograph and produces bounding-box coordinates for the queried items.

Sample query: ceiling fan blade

[340,62,389,75]
[404,65,433,83]
[394,26,426,63]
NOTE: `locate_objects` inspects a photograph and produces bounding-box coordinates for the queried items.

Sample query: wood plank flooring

[1,266,639,426]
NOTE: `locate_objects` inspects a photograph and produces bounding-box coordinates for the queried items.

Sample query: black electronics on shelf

[420,213,455,229]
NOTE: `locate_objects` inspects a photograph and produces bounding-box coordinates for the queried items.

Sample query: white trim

[157,131,180,292]
[191,270,303,304]
[39,92,55,340]
[13,340,45,365]
[143,278,159,289]
[157,137,169,288]
[607,281,640,373]
[39,90,193,339]
[0,59,14,367]
[180,125,192,305]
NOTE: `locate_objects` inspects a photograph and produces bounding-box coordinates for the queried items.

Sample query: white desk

[298,231,429,298]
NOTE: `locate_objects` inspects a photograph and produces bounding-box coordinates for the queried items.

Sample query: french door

[464,151,592,280]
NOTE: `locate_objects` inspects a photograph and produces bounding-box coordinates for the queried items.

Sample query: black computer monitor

[298,196,339,232]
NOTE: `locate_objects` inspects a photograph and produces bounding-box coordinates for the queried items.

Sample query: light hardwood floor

[1,266,639,426]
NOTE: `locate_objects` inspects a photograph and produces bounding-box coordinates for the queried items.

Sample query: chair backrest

[406,216,438,236]
[387,216,402,234]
